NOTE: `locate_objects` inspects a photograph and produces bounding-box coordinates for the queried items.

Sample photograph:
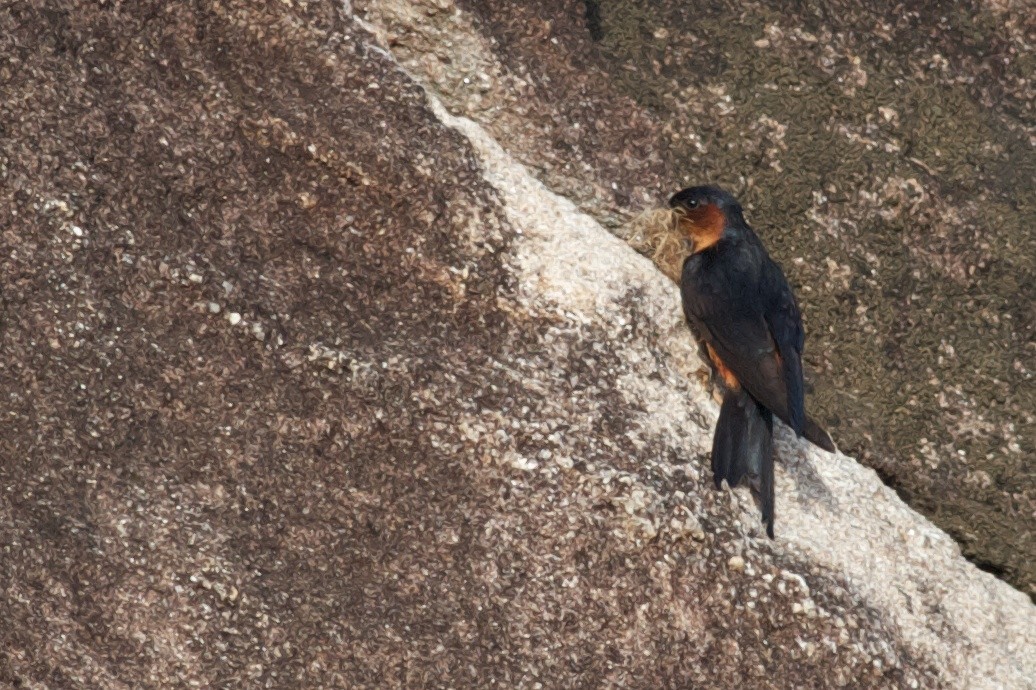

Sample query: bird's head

[668,185,745,253]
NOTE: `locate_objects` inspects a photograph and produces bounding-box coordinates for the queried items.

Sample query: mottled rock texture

[356,0,1036,600]
[0,1,1033,688]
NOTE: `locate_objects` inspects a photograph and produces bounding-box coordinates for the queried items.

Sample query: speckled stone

[356,0,1036,601]
[0,2,1032,689]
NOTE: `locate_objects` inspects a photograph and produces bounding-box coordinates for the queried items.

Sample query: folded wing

[681,271,804,436]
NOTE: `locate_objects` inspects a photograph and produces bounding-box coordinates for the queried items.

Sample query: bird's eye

[686,199,699,208]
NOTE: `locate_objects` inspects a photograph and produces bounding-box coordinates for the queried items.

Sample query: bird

[669,185,835,538]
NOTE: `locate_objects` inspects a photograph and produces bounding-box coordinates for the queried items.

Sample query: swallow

[669,185,835,538]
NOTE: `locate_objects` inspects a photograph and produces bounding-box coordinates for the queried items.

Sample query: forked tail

[711,389,775,538]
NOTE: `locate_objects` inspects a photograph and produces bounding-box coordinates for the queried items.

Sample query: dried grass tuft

[624,207,689,283]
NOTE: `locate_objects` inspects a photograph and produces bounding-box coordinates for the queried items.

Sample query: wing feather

[681,256,803,433]
[764,278,806,435]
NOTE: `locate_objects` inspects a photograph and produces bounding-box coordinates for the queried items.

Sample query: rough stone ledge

[0,2,1032,687]
[356,10,1035,689]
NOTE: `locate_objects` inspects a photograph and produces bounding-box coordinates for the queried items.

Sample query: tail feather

[712,390,776,537]
[804,415,836,453]
[757,422,775,539]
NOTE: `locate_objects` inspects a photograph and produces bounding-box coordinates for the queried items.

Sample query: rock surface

[0,1,1033,688]
[356,0,1036,598]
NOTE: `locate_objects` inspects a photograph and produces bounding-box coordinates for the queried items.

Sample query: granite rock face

[0,2,1033,688]
[356,0,1036,599]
